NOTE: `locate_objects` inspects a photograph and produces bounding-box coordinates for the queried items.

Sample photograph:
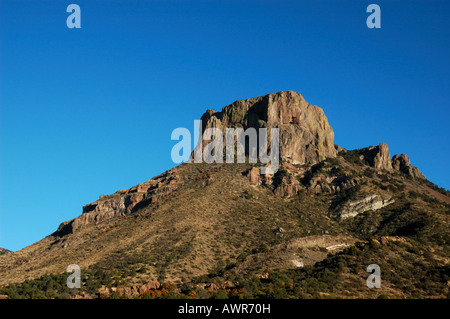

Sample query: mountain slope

[0,91,448,299]
[0,249,11,256]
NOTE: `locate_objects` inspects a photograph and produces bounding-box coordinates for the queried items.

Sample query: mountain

[0,91,449,299]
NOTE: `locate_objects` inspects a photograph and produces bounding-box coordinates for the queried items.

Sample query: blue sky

[0,0,449,251]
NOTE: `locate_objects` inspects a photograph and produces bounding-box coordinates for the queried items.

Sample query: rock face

[360,143,393,171]
[392,154,426,179]
[338,195,395,219]
[373,143,393,171]
[199,91,337,165]
[358,143,425,179]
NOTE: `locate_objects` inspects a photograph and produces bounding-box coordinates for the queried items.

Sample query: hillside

[0,91,448,299]
[0,249,11,256]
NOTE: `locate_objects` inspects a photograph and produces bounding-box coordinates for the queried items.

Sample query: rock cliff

[199,91,337,165]
[346,142,425,179]
[392,154,426,179]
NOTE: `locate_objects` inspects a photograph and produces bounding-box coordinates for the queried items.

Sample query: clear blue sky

[0,0,449,251]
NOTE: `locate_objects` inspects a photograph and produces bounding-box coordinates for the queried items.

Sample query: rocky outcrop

[373,143,393,171]
[273,175,303,197]
[392,154,425,179]
[338,194,394,219]
[246,165,275,187]
[356,143,425,179]
[307,174,359,195]
[360,143,393,171]
[329,175,359,192]
[247,160,360,197]
[97,279,162,298]
[54,169,184,236]
[248,167,261,186]
[199,91,337,165]
[247,164,304,196]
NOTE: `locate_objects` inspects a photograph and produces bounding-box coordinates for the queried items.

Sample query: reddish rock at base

[274,175,302,197]
[248,167,261,186]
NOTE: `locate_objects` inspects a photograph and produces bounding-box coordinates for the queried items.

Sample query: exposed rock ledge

[339,194,394,219]
[53,167,183,236]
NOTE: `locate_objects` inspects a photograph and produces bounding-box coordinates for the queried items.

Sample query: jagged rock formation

[370,143,393,171]
[392,154,426,179]
[347,143,425,179]
[199,91,337,165]
[54,168,184,235]
[247,159,361,198]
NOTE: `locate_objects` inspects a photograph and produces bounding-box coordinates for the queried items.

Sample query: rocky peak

[357,143,393,172]
[392,154,425,179]
[355,143,425,179]
[199,91,337,165]
[373,143,393,171]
